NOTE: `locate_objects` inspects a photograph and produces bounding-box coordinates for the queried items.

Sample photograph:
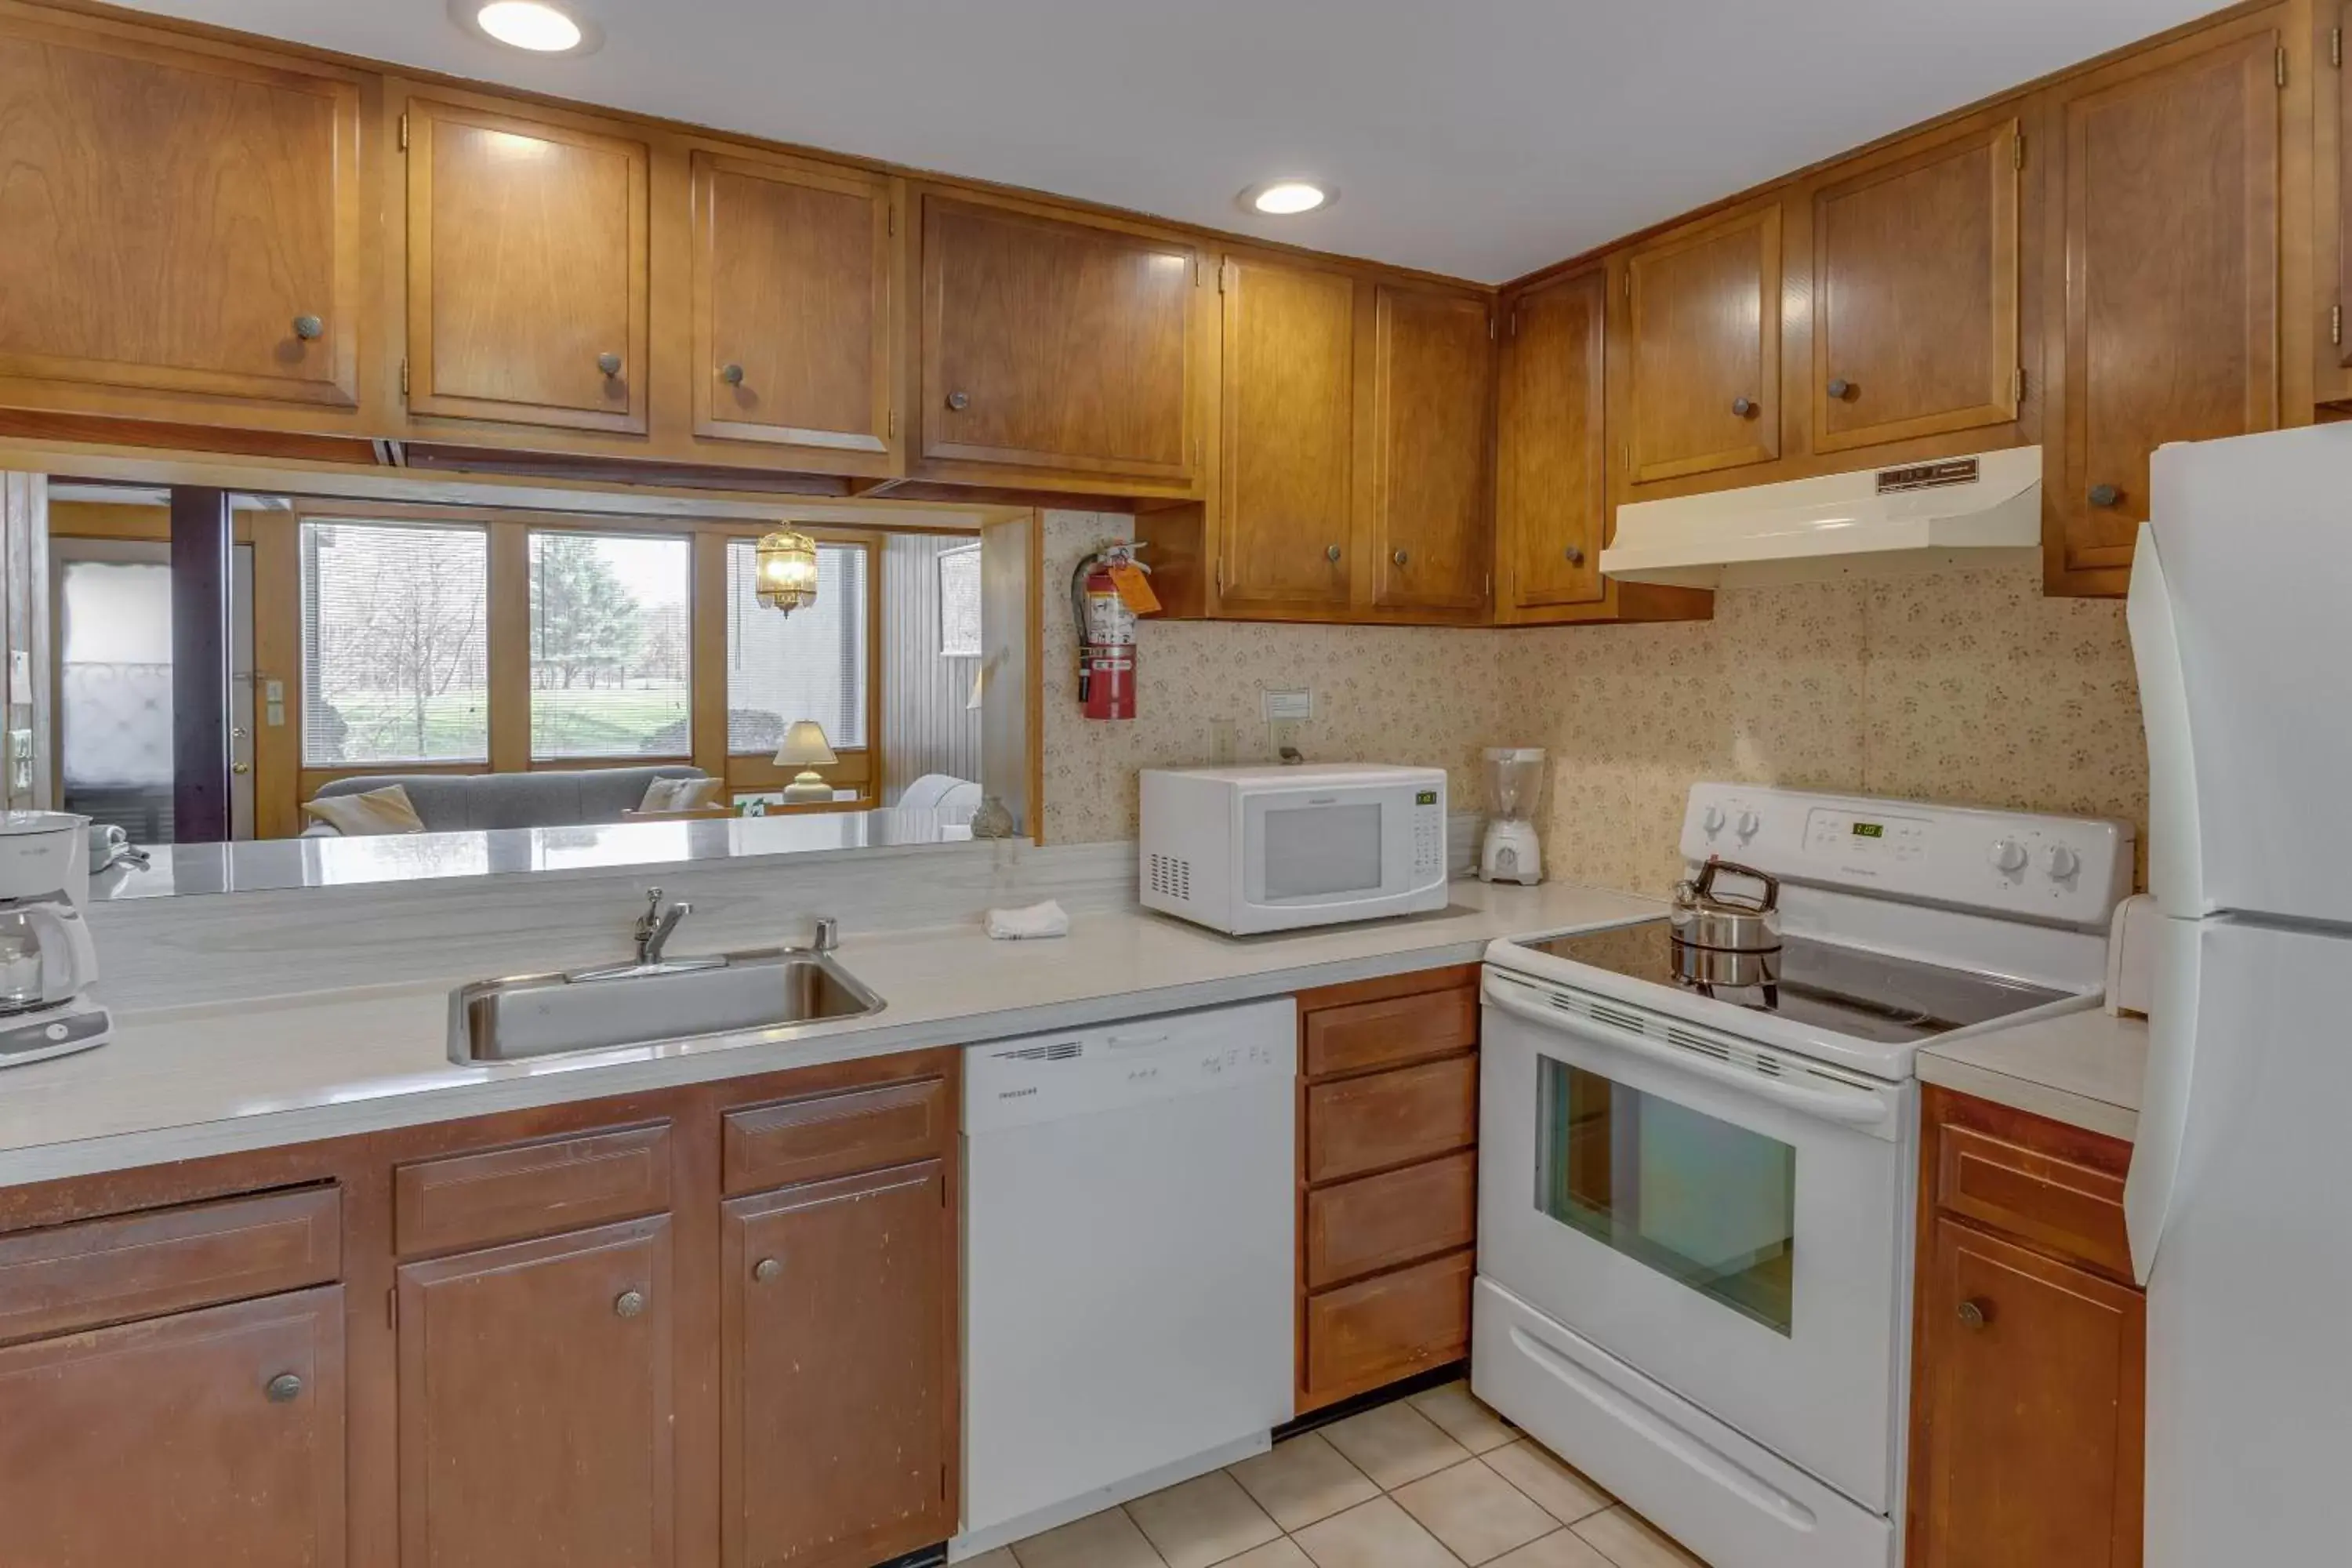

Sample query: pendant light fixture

[754,526,820,615]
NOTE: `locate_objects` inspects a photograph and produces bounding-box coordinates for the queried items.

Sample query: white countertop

[1916,1007,2147,1142]
[0,880,1661,1188]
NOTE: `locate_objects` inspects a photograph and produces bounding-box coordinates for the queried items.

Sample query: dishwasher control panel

[963,996,1298,1134]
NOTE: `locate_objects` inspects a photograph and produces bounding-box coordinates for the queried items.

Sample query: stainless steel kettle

[1668,858,1783,953]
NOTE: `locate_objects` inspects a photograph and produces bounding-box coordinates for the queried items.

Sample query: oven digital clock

[1851,822,1886,839]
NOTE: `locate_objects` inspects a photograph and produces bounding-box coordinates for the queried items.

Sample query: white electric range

[1472,784,2132,1568]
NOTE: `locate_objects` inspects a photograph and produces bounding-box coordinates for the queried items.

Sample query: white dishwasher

[954,996,1298,1559]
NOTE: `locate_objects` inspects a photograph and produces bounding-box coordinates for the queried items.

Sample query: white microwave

[1139,764,1450,935]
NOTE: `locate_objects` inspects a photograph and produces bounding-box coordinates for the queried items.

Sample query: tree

[307,524,488,763]
[530,535,644,690]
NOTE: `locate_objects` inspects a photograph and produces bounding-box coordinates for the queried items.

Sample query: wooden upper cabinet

[920,194,1198,483]
[0,1287,347,1567]
[0,13,362,408]
[397,1216,675,1568]
[2044,19,2281,592]
[722,1160,953,1568]
[1216,252,1358,616]
[1622,203,1782,484]
[1368,285,1493,615]
[1915,1219,2143,1568]
[1497,269,1607,614]
[1812,118,2022,454]
[404,96,652,434]
[691,149,898,457]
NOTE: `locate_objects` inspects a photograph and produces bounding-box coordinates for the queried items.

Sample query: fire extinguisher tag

[1108,561,1160,615]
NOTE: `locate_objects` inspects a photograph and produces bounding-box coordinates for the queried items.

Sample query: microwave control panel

[1412,789,1445,879]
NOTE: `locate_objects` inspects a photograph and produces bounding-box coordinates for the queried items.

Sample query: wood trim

[250,510,302,838]
[485,521,530,774]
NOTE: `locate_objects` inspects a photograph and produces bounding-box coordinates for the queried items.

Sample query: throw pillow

[641,775,723,812]
[301,784,426,837]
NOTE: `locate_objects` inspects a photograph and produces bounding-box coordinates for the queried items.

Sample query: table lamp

[775,720,837,804]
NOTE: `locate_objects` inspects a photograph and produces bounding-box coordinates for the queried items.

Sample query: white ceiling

[121,0,2217,282]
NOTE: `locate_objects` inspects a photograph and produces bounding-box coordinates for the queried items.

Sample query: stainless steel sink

[451,946,885,1063]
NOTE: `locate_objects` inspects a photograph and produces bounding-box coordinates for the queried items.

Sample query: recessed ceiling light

[1241,180,1334,217]
[451,0,602,55]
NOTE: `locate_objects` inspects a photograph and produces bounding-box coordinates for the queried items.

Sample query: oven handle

[1482,974,1895,1131]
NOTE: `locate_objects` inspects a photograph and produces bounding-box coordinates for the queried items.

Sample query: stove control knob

[1735,810,1762,841]
[1988,838,2028,875]
[2044,844,2081,881]
[1700,804,1726,836]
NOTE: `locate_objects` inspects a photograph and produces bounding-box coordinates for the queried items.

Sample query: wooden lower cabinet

[722,1160,956,1568]
[1907,1087,2143,1567]
[1295,966,1481,1414]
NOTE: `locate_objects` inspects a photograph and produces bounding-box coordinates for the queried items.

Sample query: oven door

[1234,783,1436,931]
[1479,967,1913,1512]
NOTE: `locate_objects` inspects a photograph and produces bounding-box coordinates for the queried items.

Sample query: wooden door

[397,1217,674,1568]
[1812,118,2022,453]
[920,194,1196,482]
[0,1287,345,1565]
[1915,1219,2143,1567]
[0,14,361,408]
[2045,20,2280,591]
[1368,285,1492,615]
[691,149,898,457]
[1215,252,1358,617]
[405,97,651,434]
[1624,203,1782,483]
[722,1160,953,1568]
[1497,269,1607,612]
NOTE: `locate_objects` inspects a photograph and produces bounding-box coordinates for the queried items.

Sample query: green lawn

[318,688,688,764]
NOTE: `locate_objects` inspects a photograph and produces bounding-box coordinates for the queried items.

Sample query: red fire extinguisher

[1072,543,1150,721]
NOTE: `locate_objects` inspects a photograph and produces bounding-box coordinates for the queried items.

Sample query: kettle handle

[1693,856,1780,912]
[25,902,95,1004]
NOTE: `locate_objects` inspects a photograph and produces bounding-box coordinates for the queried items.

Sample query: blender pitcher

[1480,748,1547,885]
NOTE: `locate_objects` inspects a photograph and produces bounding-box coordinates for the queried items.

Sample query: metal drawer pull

[1392,550,1409,567]
[1563,546,1585,565]
[753,1257,783,1283]
[1731,396,1757,418]
[2089,484,2121,508]
[292,314,325,341]
[946,390,971,411]
[1827,377,1853,399]
[265,1373,304,1403]
[614,1289,647,1319]
[1325,544,1342,563]
[1957,1298,1992,1330]
[597,352,623,377]
[720,363,746,386]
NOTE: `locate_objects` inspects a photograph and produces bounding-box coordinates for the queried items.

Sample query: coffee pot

[0,811,111,1069]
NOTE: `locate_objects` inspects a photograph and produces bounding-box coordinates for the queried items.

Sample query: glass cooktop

[1515,919,2074,1045]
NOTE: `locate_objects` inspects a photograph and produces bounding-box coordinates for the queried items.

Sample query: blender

[1479,748,1547,884]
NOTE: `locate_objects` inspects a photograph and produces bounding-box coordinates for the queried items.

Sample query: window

[301,521,488,767]
[726,539,868,753]
[528,532,692,760]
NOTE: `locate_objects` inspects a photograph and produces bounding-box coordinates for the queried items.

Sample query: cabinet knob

[597,352,623,377]
[1324,544,1343,564]
[1731,396,1757,418]
[1564,545,1585,566]
[1827,377,1853,400]
[1391,549,1409,568]
[265,1373,304,1403]
[1956,1298,1993,1330]
[753,1257,783,1283]
[719,363,745,386]
[946,390,971,411]
[613,1289,648,1319]
[2089,483,2122,508]
[292,314,325,342]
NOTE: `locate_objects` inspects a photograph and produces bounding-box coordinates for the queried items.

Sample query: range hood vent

[1601,446,2042,589]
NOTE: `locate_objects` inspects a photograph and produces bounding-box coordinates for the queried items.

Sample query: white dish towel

[984,899,1070,940]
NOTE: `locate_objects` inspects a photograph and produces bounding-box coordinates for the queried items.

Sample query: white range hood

[1601,446,2042,589]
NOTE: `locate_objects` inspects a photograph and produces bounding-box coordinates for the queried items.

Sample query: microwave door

[1241,786,1425,917]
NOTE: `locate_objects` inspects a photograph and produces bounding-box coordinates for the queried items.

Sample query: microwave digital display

[1417,791,1438,806]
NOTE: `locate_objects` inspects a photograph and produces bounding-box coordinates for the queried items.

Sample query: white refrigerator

[2127,422,2352,1565]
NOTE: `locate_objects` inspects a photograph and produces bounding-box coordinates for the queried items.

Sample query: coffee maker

[1479,748,1547,885]
[0,811,111,1069]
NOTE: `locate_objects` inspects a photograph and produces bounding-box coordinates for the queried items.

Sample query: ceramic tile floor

[971,1381,1710,1568]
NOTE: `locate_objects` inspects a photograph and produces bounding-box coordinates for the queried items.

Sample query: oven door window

[1261,802,1384,901]
[1537,1058,1797,1336]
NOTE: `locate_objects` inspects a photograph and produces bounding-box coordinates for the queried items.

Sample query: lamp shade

[773,720,837,769]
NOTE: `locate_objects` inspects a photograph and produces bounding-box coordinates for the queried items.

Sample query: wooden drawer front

[1304,986,1478,1080]
[395,1123,671,1258]
[1304,1249,1473,1409]
[1306,1152,1475,1291]
[1936,1123,2132,1280]
[1306,1055,1478,1186]
[723,1076,949,1196]
[0,1185,339,1345]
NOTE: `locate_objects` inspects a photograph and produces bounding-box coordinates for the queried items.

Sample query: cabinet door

[1368,285,1493,615]
[920,194,1196,482]
[1813,119,2021,453]
[1498,270,1607,612]
[0,16,361,408]
[1624,203,1782,483]
[397,1217,673,1568]
[405,98,651,434]
[691,150,897,457]
[0,1286,345,1566]
[1217,252,1357,616]
[2045,21,2279,589]
[1915,1220,2143,1568]
[722,1160,953,1568]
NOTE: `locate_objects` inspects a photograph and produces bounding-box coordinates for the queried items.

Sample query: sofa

[306,765,712,834]
[895,773,982,826]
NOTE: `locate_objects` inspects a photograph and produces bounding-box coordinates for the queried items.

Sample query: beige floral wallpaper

[1037,510,2148,900]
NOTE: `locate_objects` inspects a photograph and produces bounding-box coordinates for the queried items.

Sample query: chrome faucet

[635,887,693,967]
